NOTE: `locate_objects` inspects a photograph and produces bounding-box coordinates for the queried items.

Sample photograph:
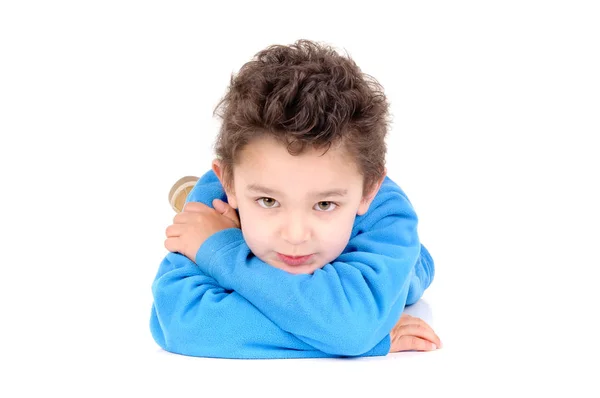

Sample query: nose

[280,213,311,245]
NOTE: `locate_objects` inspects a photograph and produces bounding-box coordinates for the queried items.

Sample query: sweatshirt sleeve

[192,175,435,357]
[150,251,391,358]
[406,244,435,306]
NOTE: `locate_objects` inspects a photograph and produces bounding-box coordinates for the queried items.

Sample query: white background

[1,1,599,396]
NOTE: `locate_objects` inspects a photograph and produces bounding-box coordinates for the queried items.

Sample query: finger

[173,211,205,225]
[396,315,429,329]
[164,237,181,253]
[392,313,418,329]
[165,224,183,238]
[213,199,240,227]
[406,317,442,347]
[393,335,438,352]
[212,198,226,213]
[173,212,192,224]
[395,323,442,348]
[182,201,209,213]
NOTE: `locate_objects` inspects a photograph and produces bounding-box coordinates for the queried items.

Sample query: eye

[256,197,280,209]
[314,201,337,212]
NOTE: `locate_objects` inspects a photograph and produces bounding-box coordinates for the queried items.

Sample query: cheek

[238,208,272,253]
[316,213,356,258]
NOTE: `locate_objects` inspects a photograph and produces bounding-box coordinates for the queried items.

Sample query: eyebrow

[246,184,348,198]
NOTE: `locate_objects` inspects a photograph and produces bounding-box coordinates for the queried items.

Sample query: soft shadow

[403,299,433,324]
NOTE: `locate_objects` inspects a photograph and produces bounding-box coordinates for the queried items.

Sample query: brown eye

[257,197,279,208]
[314,201,336,212]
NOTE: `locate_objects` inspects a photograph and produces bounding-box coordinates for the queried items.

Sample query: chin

[285,266,316,275]
[282,260,329,275]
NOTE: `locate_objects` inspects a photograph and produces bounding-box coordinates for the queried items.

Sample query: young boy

[150,40,440,358]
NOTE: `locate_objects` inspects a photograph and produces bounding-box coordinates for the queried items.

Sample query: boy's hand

[164,199,240,262]
[389,313,442,353]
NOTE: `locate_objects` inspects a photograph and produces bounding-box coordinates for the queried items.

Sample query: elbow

[405,288,423,306]
[149,304,182,353]
[150,315,203,356]
[150,298,204,356]
[149,306,167,350]
[420,244,435,289]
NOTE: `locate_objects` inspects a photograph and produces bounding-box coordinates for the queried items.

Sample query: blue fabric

[150,170,434,358]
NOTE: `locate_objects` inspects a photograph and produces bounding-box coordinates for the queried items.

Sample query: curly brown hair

[213,39,390,196]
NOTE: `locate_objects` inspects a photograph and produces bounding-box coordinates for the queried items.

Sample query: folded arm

[150,251,390,358]
[189,171,435,356]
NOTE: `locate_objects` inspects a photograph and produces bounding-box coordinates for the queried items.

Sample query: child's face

[215,135,382,275]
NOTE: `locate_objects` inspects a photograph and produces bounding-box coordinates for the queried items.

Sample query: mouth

[276,253,314,266]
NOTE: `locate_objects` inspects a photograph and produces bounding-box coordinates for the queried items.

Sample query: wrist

[195,228,245,274]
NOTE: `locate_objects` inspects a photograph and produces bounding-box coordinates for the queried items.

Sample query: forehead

[233,136,362,193]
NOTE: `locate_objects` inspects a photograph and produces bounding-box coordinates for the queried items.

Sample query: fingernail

[431,343,437,350]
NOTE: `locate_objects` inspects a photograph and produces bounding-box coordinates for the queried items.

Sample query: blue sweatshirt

[150,170,434,359]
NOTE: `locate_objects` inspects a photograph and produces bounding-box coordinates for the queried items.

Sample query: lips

[276,253,314,266]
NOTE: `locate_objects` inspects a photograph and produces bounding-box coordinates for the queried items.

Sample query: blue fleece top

[150,170,434,359]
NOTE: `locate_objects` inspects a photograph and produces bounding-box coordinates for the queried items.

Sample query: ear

[212,158,238,209]
[357,169,387,216]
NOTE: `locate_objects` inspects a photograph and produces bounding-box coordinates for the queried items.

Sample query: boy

[150,40,440,358]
